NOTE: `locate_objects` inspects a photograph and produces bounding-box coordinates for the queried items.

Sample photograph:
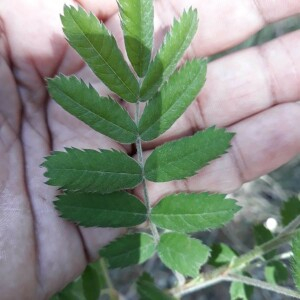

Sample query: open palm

[0,0,300,299]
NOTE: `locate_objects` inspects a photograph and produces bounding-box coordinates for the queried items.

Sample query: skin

[0,0,300,299]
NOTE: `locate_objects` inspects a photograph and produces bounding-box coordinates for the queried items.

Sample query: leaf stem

[169,227,300,297]
[135,101,160,244]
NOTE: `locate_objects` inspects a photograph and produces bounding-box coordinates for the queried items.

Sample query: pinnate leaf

[281,196,300,226]
[42,148,142,193]
[139,59,207,141]
[136,273,175,300]
[61,6,139,102]
[151,193,239,233]
[292,231,300,290]
[55,191,147,228]
[47,75,137,144]
[157,232,210,277]
[118,0,153,77]
[100,233,156,268]
[145,127,234,182]
[140,8,198,100]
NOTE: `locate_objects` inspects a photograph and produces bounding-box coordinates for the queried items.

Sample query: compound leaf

[100,233,156,268]
[209,243,237,267]
[47,75,137,144]
[292,232,300,290]
[136,273,175,300]
[42,148,142,193]
[157,232,210,278]
[62,6,139,103]
[264,261,288,285]
[139,59,207,141]
[55,191,147,228]
[145,127,234,182]
[140,8,198,100]
[118,0,153,77]
[151,193,240,233]
[281,196,300,226]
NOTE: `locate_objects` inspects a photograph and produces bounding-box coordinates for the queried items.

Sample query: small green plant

[44,1,300,299]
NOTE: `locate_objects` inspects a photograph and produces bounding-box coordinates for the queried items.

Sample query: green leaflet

[50,279,85,300]
[157,232,210,278]
[140,8,198,101]
[151,193,240,233]
[50,261,104,300]
[208,243,237,267]
[100,233,156,268]
[264,261,288,285]
[55,192,147,228]
[42,148,142,193]
[292,232,300,290]
[253,224,276,260]
[281,196,300,226]
[61,6,139,103]
[230,280,253,300]
[47,75,137,144]
[82,264,103,300]
[136,273,175,300]
[139,59,207,141]
[118,0,153,77]
[145,127,234,182]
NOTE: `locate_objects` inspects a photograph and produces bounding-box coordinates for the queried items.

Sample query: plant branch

[225,274,300,299]
[170,227,300,297]
[135,101,160,244]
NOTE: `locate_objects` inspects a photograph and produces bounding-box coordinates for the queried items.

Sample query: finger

[75,0,118,20]
[155,0,300,56]
[143,30,300,148]
[136,103,300,203]
[0,53,38,299]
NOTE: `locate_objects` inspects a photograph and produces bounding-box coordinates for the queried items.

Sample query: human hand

[0,0,300,299]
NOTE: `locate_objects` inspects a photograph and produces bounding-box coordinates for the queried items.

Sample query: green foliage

[281,196,300,226]
[50,262,104,300]
[140,8,198,100]
[136,273,175,300]
[55,192,147,228]
[139,59,207,141]
[264,261,288,285]
[144,127,234,182]
[253,224,276,260]
[100,233,156,268]
[62,6,139,102]
[47,75,137,144]
[42,148,142,193]
[292,232,300,290]
[150,193,240,233]
[230,280,253,300]
[157,232,210,277]
[44,1,243,298]
[118,0,153,77]
[209,243,237,267]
